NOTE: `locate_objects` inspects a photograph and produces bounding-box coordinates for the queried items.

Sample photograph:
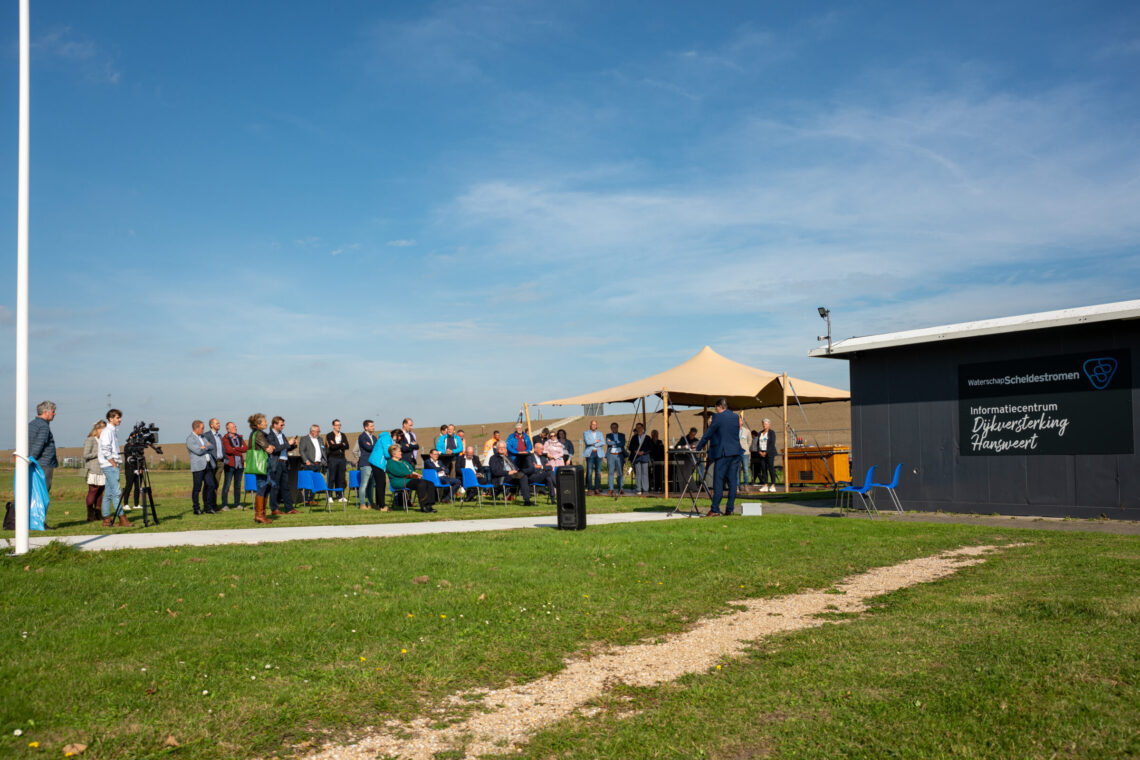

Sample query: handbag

[246,431,269,476]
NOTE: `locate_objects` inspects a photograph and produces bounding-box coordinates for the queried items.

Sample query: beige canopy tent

[536,346,849,497]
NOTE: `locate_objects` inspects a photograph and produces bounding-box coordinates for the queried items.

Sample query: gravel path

[305,543,1019,760]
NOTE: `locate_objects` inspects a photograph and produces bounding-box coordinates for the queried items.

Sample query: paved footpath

[13,500,1139,553]
[20,511,676,552]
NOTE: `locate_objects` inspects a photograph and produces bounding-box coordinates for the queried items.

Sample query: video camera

[124,421,163,456]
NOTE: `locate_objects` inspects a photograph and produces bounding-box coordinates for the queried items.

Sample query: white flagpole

[14,0,31,555]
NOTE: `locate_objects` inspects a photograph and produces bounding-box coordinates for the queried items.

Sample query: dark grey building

[810,301,1140,519]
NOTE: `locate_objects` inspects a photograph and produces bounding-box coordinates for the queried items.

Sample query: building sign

[958,349,1133,455]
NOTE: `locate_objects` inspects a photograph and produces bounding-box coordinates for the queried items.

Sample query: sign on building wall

[958,349,1133,455]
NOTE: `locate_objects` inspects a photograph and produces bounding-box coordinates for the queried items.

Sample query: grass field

[1,515,1137,759]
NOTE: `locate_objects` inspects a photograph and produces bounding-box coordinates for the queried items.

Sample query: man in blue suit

[696,398,745,516]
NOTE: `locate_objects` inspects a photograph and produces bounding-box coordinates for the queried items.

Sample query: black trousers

[121,467,143,507]
[754,454,776,485]
[327,457,347,492]
[192,468,217,513]
[409,477,437,508]
[499,472,531,501]
[370,464,386,508]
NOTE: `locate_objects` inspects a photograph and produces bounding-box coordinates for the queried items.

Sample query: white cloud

[34,27,121,84]
[386,239,417,247]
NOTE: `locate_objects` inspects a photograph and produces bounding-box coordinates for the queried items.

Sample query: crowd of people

[24,400,784,529]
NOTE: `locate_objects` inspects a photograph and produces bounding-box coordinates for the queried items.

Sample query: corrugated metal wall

[848,321,1140,519]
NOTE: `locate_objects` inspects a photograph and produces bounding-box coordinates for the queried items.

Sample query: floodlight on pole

[816,306,832,355]
[14,0,30,555]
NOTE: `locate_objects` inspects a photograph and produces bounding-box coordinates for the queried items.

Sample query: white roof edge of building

[808,299,1140,359]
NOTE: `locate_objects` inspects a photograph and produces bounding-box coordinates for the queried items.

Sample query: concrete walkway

[17,511,676,552]
[11,499,1139,553]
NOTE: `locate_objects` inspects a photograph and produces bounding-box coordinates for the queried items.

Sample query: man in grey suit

[299,424,329,505]
[186,419,218,515]
[204,418,226,505]
[298,424,328,472]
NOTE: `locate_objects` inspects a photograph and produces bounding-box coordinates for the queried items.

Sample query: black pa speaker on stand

[556,465,586,530]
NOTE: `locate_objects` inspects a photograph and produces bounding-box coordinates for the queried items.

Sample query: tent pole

[663,389,669,500]
[524,403,532,437]
[782,372,789,494]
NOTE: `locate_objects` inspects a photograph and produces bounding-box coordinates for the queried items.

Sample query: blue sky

[2,1,1139,446]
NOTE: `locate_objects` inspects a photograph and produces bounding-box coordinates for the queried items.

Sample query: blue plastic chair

[421,469,454,503]
[871,464,904,514]
[388,478,413,512]
[347,470,361,505]
[308,471,344,512]
[460,468,495,506]
[243,472,258,506]
[294,470,315,506]
[839,465,878,518]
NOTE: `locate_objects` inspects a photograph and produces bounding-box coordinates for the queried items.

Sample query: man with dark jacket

[266,416,298,515]
[424,449,463,500]
[400,417,421,466]
[519,442,554,496]
[357,420,377,508]
[28,400,57,494]
[696,398,745,516]
[490,442,533,505]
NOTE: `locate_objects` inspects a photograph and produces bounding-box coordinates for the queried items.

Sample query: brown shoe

[271,509,283,516]
[253,496,272,524]
[101,517,114,527]
[117,515,132,527]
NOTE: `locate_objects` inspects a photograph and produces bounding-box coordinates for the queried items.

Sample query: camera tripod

[118,452,159,526]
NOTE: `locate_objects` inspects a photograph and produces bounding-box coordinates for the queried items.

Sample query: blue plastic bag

[28,456,49,531]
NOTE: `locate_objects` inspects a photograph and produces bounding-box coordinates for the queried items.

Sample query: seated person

[456,445,489,500]
[423,449,464,500]
[384,444,438,513]
[489,441,534,505]
[520,441,556,501]
[458,445,489,478]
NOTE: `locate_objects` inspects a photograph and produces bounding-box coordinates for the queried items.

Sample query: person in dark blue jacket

[28,400,58,493]
[696,398,745,516]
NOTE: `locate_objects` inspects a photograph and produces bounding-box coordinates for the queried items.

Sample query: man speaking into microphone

[696,398,744,516]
